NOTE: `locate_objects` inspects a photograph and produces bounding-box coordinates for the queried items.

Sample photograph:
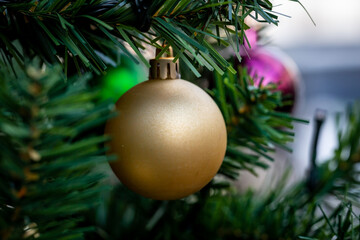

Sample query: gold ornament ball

[105,78,227,200]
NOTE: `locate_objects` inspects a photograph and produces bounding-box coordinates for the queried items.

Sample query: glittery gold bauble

[105,77,227,200]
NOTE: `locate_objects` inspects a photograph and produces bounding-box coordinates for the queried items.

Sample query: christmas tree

[1,1,359,239]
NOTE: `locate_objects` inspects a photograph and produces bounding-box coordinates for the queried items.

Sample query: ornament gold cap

[149,47,180,80]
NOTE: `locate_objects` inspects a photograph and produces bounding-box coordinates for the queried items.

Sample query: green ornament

[100,57,146,102]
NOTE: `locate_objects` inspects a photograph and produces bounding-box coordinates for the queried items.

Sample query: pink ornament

[241,47,300,112]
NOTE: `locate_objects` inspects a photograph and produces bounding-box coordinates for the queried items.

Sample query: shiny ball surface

[105,79,227,200]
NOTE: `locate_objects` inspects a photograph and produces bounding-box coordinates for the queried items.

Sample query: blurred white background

[269,0,360,179]
[268,0,360,47]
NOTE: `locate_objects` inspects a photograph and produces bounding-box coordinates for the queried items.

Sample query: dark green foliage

[0,63,114,240]
[0,0,304,77]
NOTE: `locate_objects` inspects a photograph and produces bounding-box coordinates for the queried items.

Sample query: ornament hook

[149,46,180,80]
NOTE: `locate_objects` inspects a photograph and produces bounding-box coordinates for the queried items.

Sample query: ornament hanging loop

[149,46,180,80]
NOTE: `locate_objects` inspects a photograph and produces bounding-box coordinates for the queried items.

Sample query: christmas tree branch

[0,0,304,77]
[211,68,308,179]
[0,63,114,240]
